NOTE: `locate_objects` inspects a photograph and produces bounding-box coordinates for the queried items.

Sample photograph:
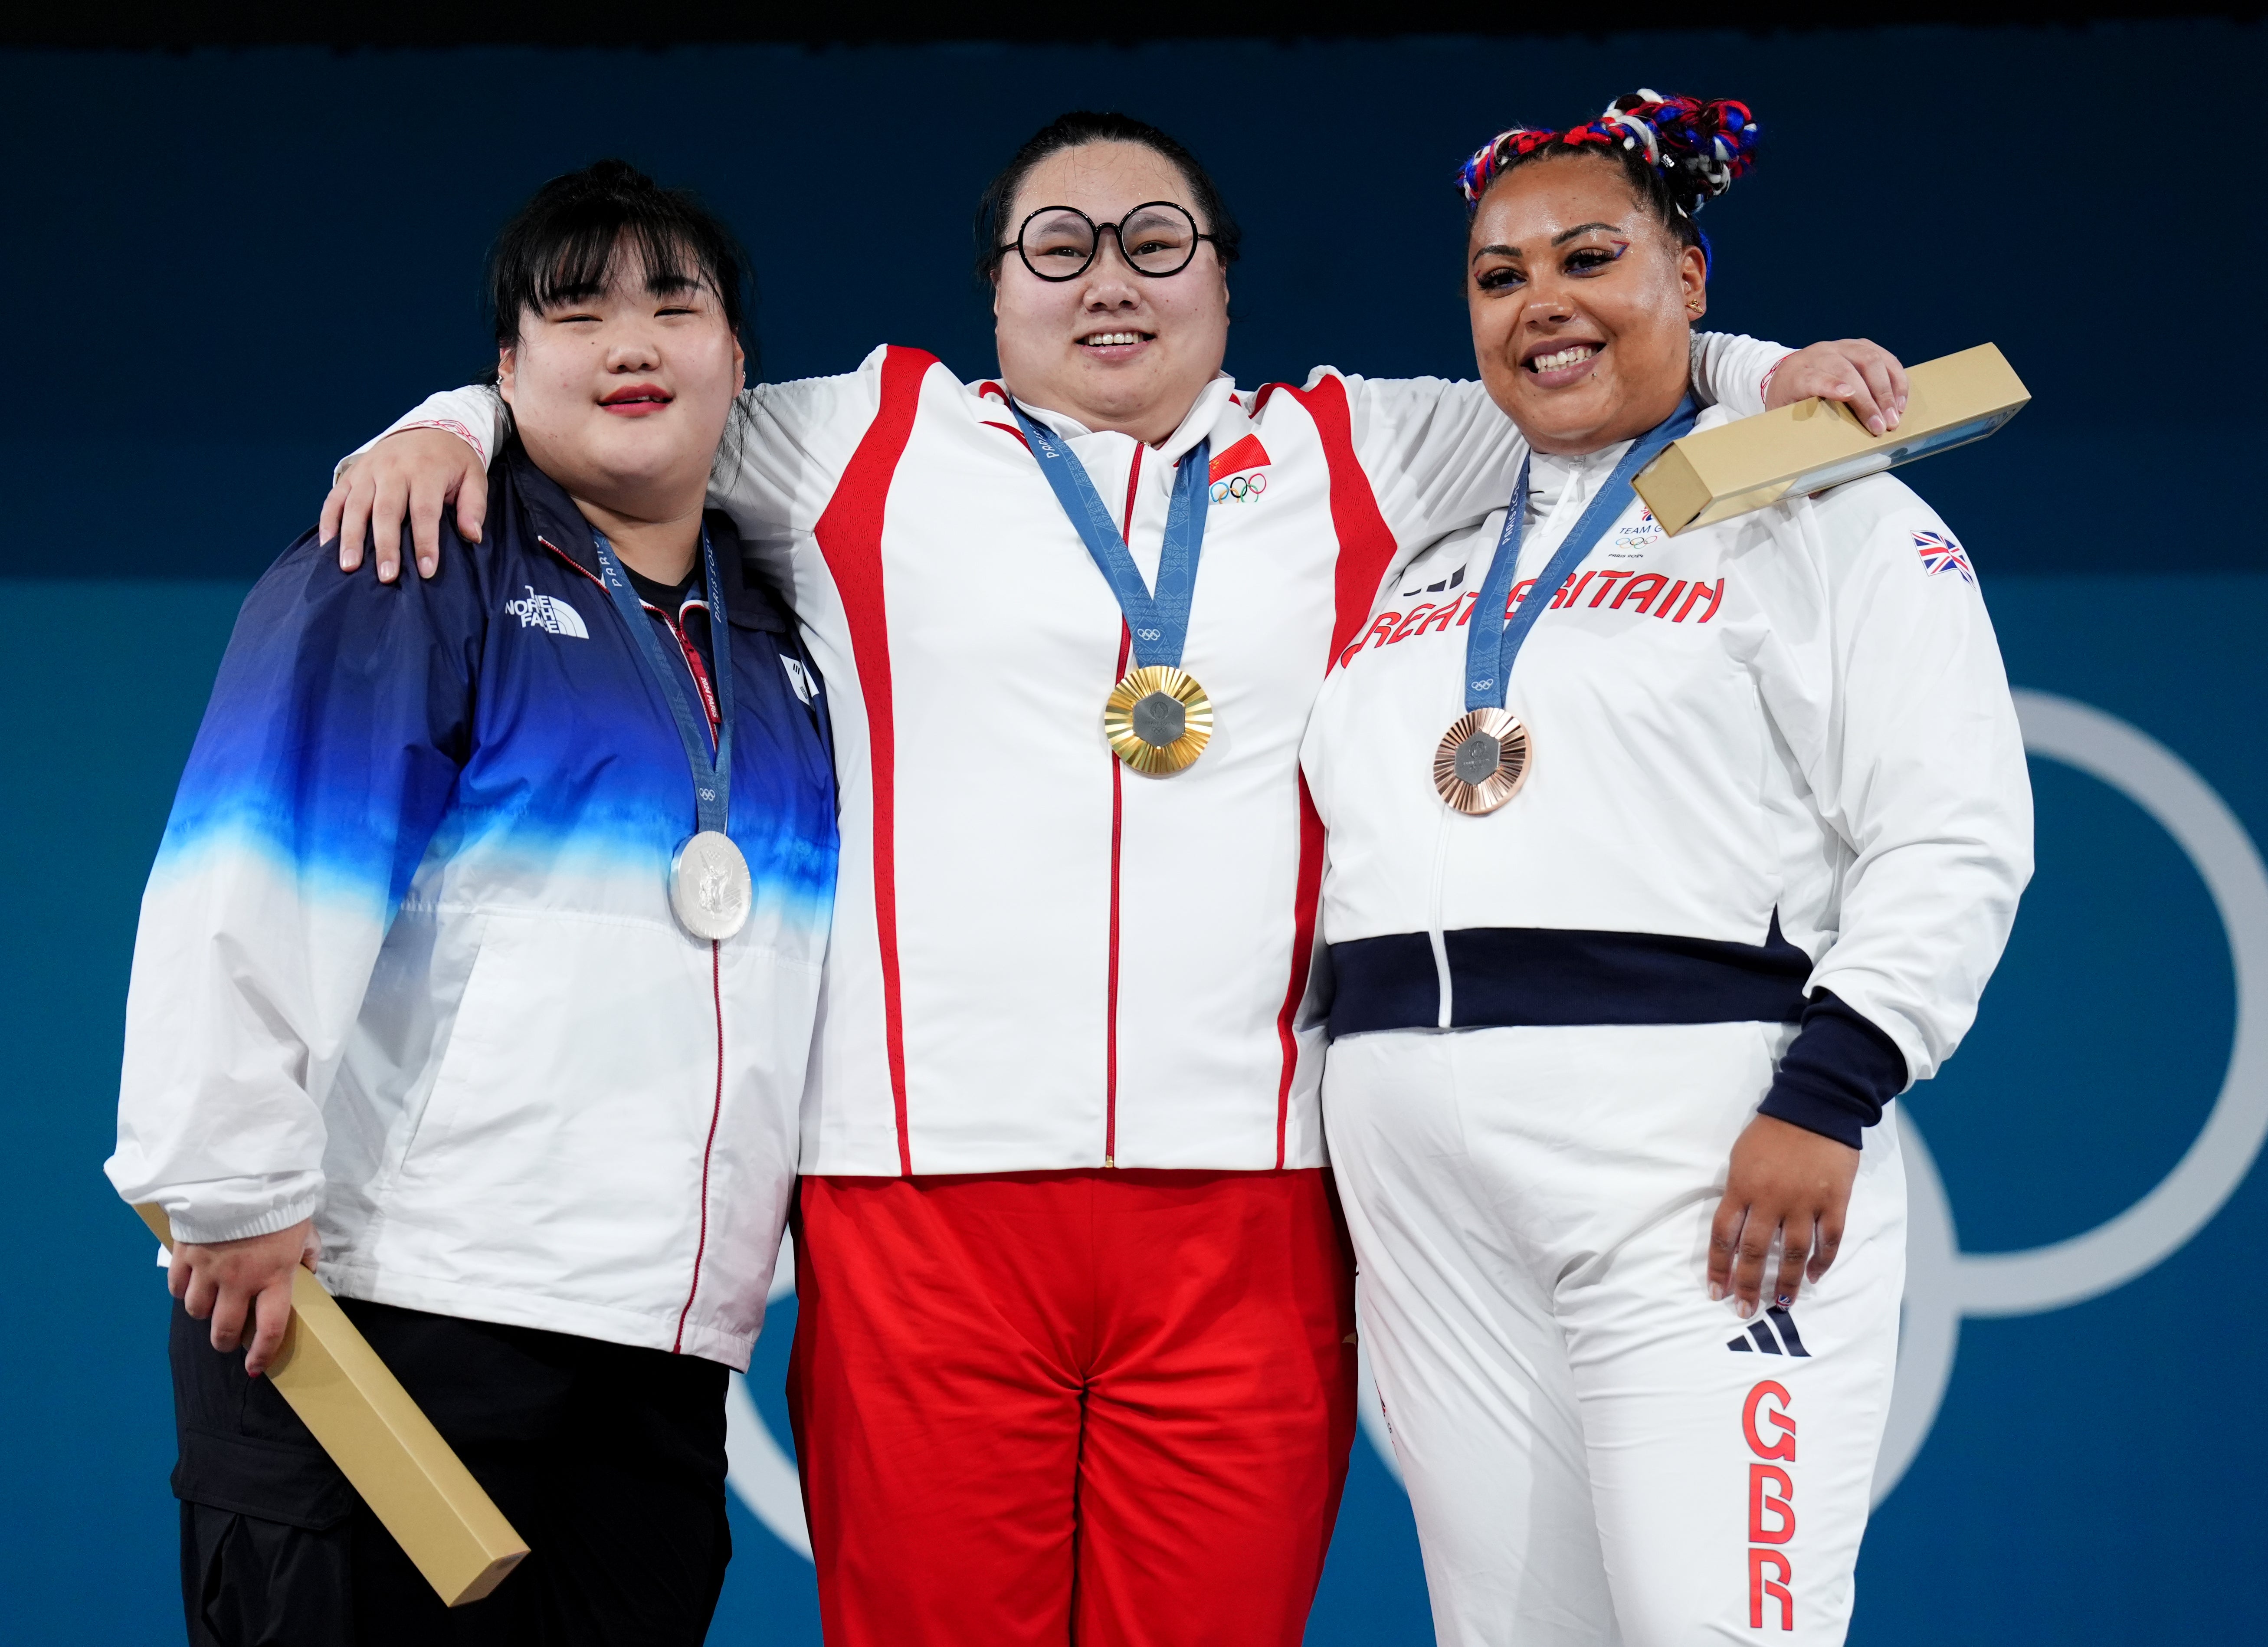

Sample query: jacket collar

[501,445,788,633]
[1011,371,1242,470]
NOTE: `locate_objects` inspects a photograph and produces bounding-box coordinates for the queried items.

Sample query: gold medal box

[1635,344,2030,535]
[135,1204,528,1607]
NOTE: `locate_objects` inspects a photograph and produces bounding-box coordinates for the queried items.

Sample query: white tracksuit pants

[1325,1021,1904,1646]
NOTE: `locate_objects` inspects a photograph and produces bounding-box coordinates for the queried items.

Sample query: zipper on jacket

[1421,459,1593,1029]
[1102,440,1146,1169]
[654,593,724,1348]
[673,939,727,1353]
[537,532,732,1346]
[1426,806,1454,1029]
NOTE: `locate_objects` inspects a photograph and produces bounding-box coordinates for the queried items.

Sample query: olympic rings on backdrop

[1870,690,2268,1503]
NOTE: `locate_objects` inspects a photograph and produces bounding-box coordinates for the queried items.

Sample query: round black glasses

[1003,202,1215,282]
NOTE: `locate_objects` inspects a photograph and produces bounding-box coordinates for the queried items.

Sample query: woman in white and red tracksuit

[1301,96,2032,1645]
[326,111,1903,1647]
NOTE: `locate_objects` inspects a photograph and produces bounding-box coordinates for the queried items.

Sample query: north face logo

[1727,1305,1810,1357]
[505,586,589,638]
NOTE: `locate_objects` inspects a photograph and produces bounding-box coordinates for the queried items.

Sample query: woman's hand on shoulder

[1763,339,1909,436]
[321,428,491,584]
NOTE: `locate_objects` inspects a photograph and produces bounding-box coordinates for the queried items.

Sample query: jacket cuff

[167,1195,320,1248]
[1757,991,1908,1150]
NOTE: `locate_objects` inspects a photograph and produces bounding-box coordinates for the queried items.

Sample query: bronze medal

[1105,664,1213,775]
[1430,403,1696,818]
[1432,707,1531,814]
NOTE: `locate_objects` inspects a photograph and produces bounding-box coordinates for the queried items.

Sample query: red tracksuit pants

[787,1168,1357,1647]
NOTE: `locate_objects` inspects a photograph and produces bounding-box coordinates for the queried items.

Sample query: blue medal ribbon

[1464,397,1698,713]
[1009,400,1210,670]
[590,526,735,837]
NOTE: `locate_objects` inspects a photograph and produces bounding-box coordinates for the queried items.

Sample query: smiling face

[992,140,1230,445]
[1466,152,1708,455]
[496,240,746,525]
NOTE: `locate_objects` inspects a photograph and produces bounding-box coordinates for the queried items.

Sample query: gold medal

[1105,664,1213,775]
[1433,707,1531,814]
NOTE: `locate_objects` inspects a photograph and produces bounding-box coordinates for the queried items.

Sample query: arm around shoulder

[714,355,900,548]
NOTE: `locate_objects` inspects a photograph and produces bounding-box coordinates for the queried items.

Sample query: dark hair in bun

[1456,92,1760,270]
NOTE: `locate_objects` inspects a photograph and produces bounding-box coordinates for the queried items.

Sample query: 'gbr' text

[1744,1379,1798,1631]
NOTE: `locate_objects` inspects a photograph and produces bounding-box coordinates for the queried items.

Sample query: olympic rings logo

[1210,472,1267,504]
[726,689,2268,1556]
[1871,691,2268,1503]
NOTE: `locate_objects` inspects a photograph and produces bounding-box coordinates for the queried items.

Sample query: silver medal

[670,829,754,941]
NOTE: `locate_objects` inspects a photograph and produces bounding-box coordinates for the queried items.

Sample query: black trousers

[170,1296,731,1646]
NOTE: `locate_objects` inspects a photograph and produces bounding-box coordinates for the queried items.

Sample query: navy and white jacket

[107,451,838,1368]
[1303,407,2034,1144]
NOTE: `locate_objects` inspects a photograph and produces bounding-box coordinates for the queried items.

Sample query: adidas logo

[1398,562,1469,600]
[505,586,588,639]
[1727,1306,1810,1358]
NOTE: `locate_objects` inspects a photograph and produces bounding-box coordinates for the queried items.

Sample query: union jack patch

[1914,530,1973,584]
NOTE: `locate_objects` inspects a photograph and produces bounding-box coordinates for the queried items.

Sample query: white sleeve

[335,384,508,482]
[1691,331,1793,419]
[1335,333,1799,551]
[701,348,918,622]
[1754,479,2034,1084]
[337,348,901,573]
[1335,371,1522,553]
[105,538,477,1243]
[713,351,893,548]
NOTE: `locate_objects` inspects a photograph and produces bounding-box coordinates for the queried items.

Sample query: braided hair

[1456,92,1760,271]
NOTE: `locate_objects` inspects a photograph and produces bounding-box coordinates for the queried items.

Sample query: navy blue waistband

[1327,920,1813,1040]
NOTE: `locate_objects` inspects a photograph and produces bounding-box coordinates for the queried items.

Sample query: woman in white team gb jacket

[325,114,1908,1647]
[1301,96,2032,1646]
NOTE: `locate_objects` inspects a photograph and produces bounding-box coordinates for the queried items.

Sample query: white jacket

[365,338,1792,1175]
[1301,402,2034,1096]
[107,462,838,1367]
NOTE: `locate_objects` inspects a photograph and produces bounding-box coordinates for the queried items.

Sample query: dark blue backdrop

[6,23,2264,1646]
